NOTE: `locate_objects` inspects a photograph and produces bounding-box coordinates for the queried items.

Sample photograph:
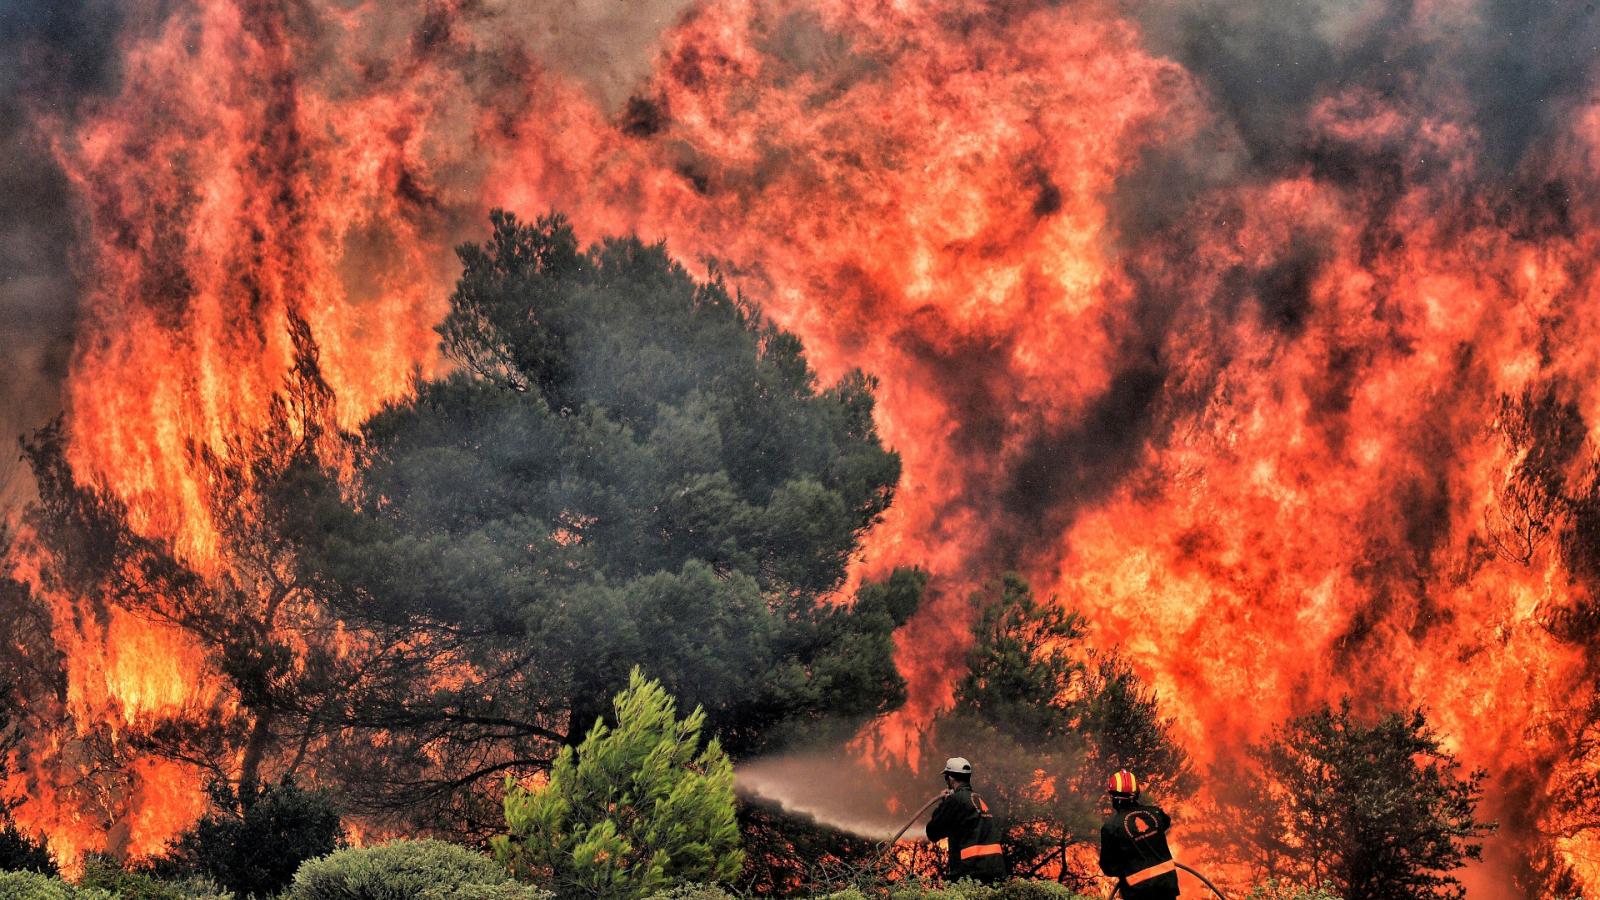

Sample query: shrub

[494,670,743,899]
[886,881,1092,900]
[79,856,232,900]
[165,779,342,898]
[426,884,554,900]
[645,885,736,900]
[889,877,998,896]
[994,880,1087,900]
[0,870,72,900]
[0,823,54,875]
[1245,881,1342,900]
[287,839,517,899]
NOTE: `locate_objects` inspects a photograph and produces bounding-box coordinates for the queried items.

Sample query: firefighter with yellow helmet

[1099,770,1179,898]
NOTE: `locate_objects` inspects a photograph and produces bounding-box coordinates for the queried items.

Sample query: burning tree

[15,310,368,842]
[1204,702,1493,900]
[0,559,57,876]
[931,574,1193,883]
[286,210,918,834]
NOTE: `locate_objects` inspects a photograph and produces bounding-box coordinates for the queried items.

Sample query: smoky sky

[0,0,122,501]
[1130,0,1600,173]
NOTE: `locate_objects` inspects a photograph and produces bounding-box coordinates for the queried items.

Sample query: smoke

[0,0,123,499]
[466,0,698,111]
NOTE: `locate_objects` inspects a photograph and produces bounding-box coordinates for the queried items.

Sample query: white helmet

[943,757,973,777]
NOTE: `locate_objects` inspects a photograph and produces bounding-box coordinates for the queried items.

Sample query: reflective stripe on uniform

[959,844,1003,860]
[1125,860,1176,885]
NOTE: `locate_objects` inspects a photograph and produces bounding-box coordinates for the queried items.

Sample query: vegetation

[159,779,343,898]
[0,824,53,876]
[883,879,1093,900]
[79,856,231,900]
[286,210,916,828]
[1244,881,1342,900]
[1206,702,1492,900]
[0,870,75,900]
[286,839,542,899]
[494,670,743,899]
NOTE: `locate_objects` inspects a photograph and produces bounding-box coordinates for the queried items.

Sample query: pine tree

[494,669,743,899]
[1206,702,1493,900]
[294,211,914,830]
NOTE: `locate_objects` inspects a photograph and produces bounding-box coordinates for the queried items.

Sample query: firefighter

[1098,770,1179,899]
[924,756,1008,883]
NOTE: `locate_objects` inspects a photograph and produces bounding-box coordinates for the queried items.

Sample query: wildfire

[8,0,1600,892]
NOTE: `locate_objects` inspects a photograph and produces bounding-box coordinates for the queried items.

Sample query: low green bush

[994,880,1090,900]
[924,879,1000,900]
[424,884,553,900]
[645,885,736,900]
[78,856,233,900]
[884,878,1092,900]
[287,839,518,899]
[1244,881,1341,900]
[0,870,72,900]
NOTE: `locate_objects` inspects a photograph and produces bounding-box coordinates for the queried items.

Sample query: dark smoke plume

[0,0,123,505]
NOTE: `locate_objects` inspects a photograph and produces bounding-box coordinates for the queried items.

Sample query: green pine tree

[1205,702,1493,900]
[494,669,744,899]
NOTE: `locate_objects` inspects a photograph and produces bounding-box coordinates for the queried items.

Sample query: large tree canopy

[296,211,915,827]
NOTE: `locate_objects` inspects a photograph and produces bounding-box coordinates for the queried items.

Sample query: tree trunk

[238,708,276,800]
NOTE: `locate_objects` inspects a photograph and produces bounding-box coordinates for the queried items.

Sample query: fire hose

[1106,862,1229,900]
[872,795,1229,900]
[872,792,947,868]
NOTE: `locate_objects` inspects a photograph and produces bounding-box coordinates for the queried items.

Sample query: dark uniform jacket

[925,783,1007,883]
[1098,802,1179,899]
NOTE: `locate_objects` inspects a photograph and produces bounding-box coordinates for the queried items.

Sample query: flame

[10,0,1600,890]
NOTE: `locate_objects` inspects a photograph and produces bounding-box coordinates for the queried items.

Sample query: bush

[0,870,71,900]
[424,884,553,900]
[886,880,1092,900]
[79,856,232,900]
[494,670,743,899]
[920,879,999,900]
[645,886,736,900]
[1245,881,1342,900]
[994,880,1087,900]
[0,823,55,875]
[165,779,342,898]
[287,839,519,899]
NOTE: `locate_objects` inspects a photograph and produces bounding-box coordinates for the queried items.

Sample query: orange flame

[11,0,1600,890]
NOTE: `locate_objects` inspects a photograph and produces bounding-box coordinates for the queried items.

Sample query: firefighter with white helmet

[924,756,1007,883]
